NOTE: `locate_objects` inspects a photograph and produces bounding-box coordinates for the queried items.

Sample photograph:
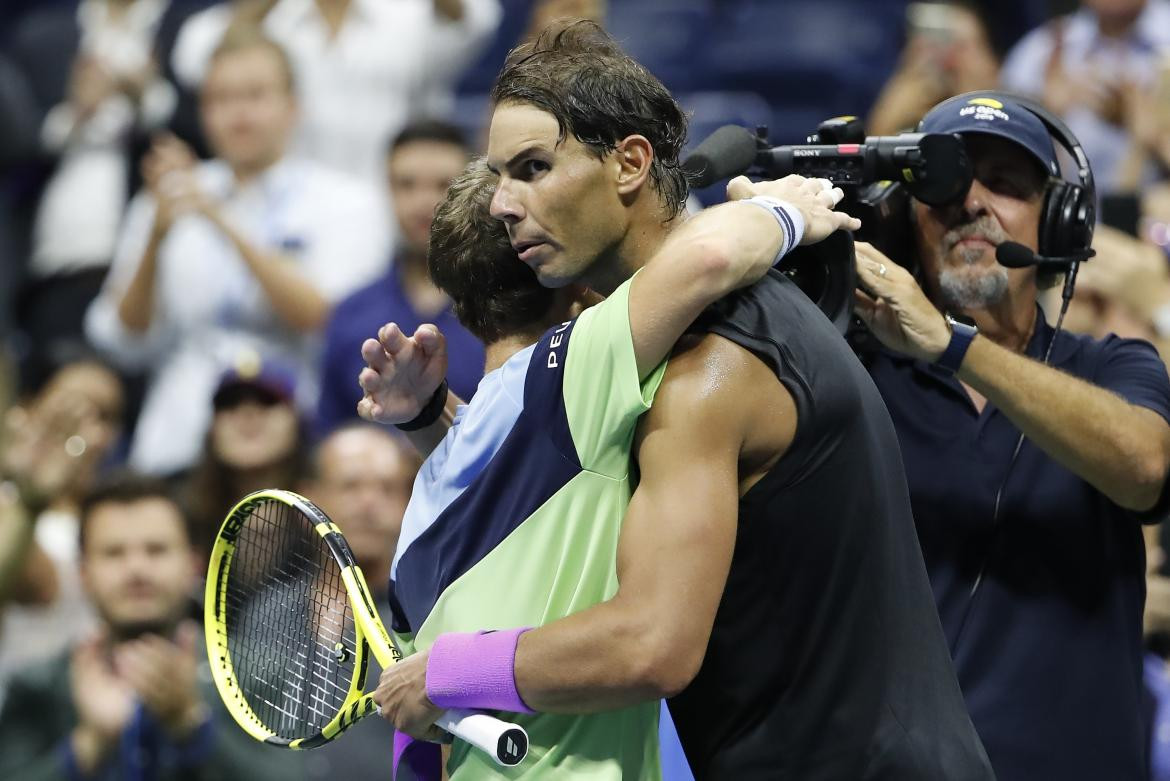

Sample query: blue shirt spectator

[316,120,485,436]
[1147,653,1170,780]
[317,259,485,436]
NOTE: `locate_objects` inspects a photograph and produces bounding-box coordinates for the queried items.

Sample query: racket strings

[223,499,359,739]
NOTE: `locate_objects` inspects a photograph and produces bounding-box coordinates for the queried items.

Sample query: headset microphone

[995,241,1095,271]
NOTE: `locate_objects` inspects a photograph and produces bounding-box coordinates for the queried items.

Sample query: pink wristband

[425,628,536,714]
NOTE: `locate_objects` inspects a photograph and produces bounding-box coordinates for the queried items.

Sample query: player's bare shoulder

[640,333,797,483]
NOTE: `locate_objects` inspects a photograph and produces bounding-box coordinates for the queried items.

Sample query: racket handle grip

[435,708,528,767]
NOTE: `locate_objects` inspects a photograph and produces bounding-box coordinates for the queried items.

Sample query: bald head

[309,426,421,586]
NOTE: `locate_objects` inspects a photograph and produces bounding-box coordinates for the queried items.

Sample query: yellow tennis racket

[204,489,528,766]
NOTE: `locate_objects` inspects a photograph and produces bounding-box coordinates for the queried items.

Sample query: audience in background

[316,120,484,435]
[0,51,39,341]
[868,0,1000,134]
[298,423,419,779]
[0,2,1168,776]
[0,356,124,681]
[0,473,307,781]
[523,0,605,42]
[84,28,387,476]
[170,0,502,198]
[1001,0,1170,194]
[184,355,308,562]
[3,0,195,392]
[1054,225,1170,353]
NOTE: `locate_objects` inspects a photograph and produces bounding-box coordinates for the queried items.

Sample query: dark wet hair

[491,19,689,217]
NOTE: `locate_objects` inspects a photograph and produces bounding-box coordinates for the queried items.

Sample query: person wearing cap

[853,92,1170,780]
[183,355,308,560]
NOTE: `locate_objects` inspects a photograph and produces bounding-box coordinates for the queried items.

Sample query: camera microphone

[995,241,1095,271]
[682,125,760,189]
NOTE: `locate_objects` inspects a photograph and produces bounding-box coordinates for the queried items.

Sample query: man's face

[309,429,418,575]
[388,140,467,254]
[1085,0,1146,21]
[201,47,297,172]
[487,101,627,288]
[913,134,1047,311]
[81,499,195,638]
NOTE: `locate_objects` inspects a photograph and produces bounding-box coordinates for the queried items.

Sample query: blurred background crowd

[3,0,1170,778]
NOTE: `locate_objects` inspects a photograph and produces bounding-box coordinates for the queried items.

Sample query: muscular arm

[855,241,1170,513]
[628,178,856,378]
[513,337,765,711]
[958,335,1170,512]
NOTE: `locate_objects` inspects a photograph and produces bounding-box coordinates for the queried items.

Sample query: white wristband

[739,196,806,265]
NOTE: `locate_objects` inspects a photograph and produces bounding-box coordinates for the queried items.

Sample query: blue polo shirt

[867,311,1170,781]
[315,258,485,436]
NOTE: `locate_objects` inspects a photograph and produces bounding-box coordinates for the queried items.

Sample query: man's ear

[614,135,653,196]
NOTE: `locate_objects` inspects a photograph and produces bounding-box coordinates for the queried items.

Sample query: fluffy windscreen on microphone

[682,125,759,189]
[994,241,1037,268]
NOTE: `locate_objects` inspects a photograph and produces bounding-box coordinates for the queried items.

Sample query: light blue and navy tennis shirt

[387,278,668,779]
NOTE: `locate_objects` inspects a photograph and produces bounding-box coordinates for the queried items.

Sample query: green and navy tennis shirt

[388,278,667,780]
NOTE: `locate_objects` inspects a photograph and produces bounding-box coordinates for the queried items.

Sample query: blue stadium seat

[607,0,714,92]
[704,0,905,115]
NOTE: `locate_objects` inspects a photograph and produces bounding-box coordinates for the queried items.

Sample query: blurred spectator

[298,423,418,778]
[1146,517,1170,780]
[3,0,199,391]
[0,356,125,680]
[0,472,307,781]
[523,0,605,42]
[184,356,308,561]
[868,1,1000,134]
[0,51,40,341]
[308,423,419,592]
[1053,224,1170,355]
[85,28,388,476]
[316,121,484,435]
[1001,0,1170,193]
[1118,51,1170,194]
[170,0,502,197]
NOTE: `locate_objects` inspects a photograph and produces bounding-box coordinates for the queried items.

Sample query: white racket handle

[375,705,529,767]
[436,708,528,766]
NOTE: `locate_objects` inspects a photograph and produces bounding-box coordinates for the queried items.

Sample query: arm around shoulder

[513,336,756,711]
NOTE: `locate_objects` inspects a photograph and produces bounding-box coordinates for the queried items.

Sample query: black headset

[919,90,1097,270]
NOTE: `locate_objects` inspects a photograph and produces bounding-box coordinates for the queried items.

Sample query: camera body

[761,116,970,260]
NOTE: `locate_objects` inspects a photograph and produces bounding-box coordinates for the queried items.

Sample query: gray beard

[938,264,1010,310]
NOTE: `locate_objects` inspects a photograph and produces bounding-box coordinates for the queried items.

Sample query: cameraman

[855,93,1170,780]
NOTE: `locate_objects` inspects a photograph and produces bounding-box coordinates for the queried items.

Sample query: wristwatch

[936,314,978,375]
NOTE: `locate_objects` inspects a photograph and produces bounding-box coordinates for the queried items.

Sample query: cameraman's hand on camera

[853,242,950,363]
[727,175,860,244]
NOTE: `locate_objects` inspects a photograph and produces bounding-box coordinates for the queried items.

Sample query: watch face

[946,312,977,329]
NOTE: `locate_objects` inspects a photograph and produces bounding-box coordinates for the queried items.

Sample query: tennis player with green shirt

[359,154,854,780]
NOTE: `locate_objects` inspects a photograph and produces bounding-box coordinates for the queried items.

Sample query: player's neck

[484,332,544,373]
[586,208,683,296]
